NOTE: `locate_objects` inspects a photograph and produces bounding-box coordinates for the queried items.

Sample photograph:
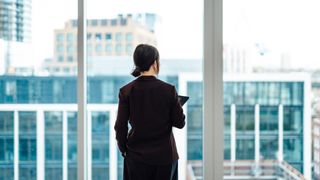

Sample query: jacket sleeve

[114,89,129,154]
[170,86,186,129]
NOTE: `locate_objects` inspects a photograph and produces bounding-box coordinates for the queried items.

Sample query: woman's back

[115,75,185,165]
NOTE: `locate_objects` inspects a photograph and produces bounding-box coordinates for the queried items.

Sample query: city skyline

[2,0,320,73]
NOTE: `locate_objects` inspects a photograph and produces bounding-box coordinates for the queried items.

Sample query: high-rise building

[313,117,320,179]
[0,0,32,74]
[0,58,312,180]
[0,0,32,42]
[43,14,158,75]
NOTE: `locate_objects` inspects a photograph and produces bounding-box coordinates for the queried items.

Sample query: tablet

[178,95,189,106]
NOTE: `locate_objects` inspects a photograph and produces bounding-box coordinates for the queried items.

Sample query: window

[95,33,102,41]
[67,56,73,62]
[105,44,112,53]
[63,68,70,73]
[260,106,278,131]
[111,19,117,26]
[56,34,64,42]
[236,139,254,160]
[58,56,64,62]
[125,33,133,41]
[91,112,109,178]
[87,33,92,40]
[91,19,98,26]
[0,112,14,163]
[19,112,37,179]
[115,44,122,53]
[68,112,77,180]
[236,106,255,131]
[67,33,74,42]
[95,44,102,53]
[57,44,64,53]
[283,106,303,132]
[45,112,63,179]
[125,44,133,54]
[101,19,108,26]
[87,44,92,53]
[115,33,122,41]
[67,45,74,54]
[105,33,112,41]
[260,138,278,159]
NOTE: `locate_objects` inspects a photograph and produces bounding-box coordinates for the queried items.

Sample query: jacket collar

[136,75,158,81]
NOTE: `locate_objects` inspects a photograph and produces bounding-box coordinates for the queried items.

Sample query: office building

[0,0,32,74]
[43,14,157,75]
[0,0,32,42]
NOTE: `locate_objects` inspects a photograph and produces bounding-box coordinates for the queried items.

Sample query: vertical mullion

[203,0,223,179]
[77,0,87,179]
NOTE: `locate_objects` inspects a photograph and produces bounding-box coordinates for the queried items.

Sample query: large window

[19,112,37,180]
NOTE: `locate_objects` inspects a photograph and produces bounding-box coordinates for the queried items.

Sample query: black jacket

[114,75,185,165]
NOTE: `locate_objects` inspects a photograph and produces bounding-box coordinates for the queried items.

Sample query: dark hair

[131,44,160,77]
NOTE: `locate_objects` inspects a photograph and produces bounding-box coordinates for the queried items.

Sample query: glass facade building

[0,0,32,42]
[0,73,311,179]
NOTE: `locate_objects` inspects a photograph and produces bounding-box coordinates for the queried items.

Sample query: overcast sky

[5,0,320,70]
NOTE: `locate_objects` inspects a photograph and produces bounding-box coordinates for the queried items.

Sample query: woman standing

[114,44,185,180]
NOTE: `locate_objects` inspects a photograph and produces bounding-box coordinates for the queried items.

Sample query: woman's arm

[170,86,186,129]
[114,89,129,156]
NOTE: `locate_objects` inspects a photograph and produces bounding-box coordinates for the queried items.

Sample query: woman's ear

[152,61,157,72]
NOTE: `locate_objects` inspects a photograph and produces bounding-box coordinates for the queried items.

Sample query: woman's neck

[141,70,157,77]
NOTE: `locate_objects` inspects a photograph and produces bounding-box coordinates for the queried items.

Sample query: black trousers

[123,157,178,180]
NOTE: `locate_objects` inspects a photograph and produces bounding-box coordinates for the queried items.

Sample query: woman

[114,44,185,180]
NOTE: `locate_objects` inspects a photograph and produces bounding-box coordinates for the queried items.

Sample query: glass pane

[87,0,203,179]
[45,111,63,180]
[19,112,37,179]
[0,0,78,179]
[0,112,14,179]
[91,111,109,180]
[223,0,316,179]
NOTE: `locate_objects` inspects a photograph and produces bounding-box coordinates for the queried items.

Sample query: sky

[3,0,320,70]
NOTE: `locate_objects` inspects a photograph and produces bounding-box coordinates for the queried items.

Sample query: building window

[87,33,92,40]
[57,44,64,53]
[236,106,255,131]
[71,20,78,27]
[115,33,122,41]
[91,19,98,26]
[125,33,133,41]
[45,112,63,179]
[95,33,102,41]
[105,33,112,41]
[67,33,74,42]
[236,139,255,160]
[63,68,70,73]
[67,45,74,54]
[111,19,117,26]
[115,44,122,53]
[58,56,64,62]
[95,44,102,53]
[87,44,92,53]
[260,106,278,131]
[126,44,133,54]
[101,20,108,26]
[283,106,303,132]
[67,56,73,62]
[56,34,64,42]
[105,44,112,53]
[120,19,127,26]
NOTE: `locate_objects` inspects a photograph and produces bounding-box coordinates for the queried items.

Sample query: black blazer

[114,75,185,165]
